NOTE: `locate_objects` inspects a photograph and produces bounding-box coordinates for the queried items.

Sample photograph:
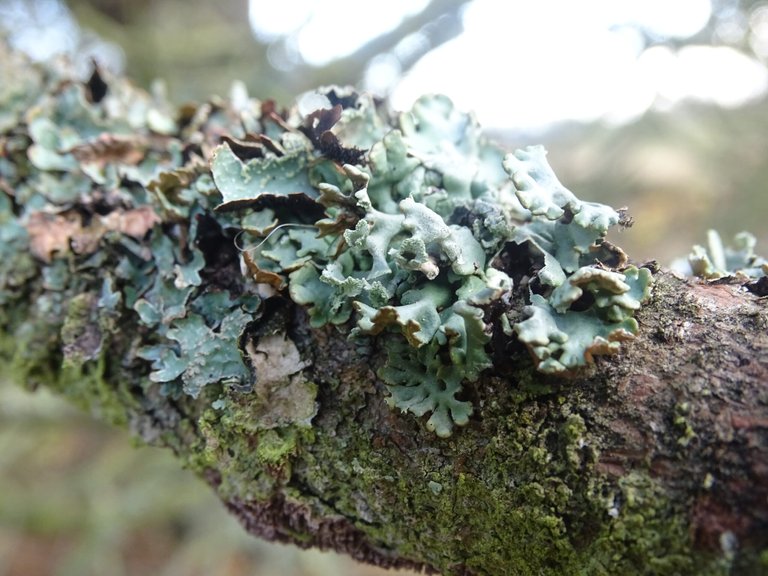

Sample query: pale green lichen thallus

[0,58,652,437]
[673,229,768,281]
[211,89,653,437]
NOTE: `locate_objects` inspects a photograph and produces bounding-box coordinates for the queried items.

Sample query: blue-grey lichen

[210,89,653,436]
[0,47,262,404]
[4,42,767,576]
[675,229,768,281]
[0,39,652,435]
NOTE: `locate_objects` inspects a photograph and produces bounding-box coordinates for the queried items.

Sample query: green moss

[270,370,743,575]
[1,288,71,390]
[0,316,134,428]
[584,472,729,576]
[673,402,697,447]
[256,429,298,467]
[191,394,317,502]
[55,357,134,428]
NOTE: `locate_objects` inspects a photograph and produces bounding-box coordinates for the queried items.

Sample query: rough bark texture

[1,43,768,575]
[8,267,768,575]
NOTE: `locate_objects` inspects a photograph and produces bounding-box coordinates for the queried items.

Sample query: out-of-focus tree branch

[278,0,471,93]
[63,0,470,101]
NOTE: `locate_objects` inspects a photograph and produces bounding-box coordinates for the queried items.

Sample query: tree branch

[1,41,766,576]
[283,0,471,92]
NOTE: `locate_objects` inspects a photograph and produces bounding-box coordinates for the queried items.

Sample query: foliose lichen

[675,229,768,281]
[210,89,653,436]
[0,38,653,436]
[0,44,262,407]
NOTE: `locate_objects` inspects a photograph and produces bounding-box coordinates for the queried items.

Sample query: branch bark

[1,43,767,576]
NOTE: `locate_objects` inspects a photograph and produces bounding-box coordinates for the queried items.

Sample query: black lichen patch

[299,105,367,166]
[85,60,109,103]
[492,240,542,290]
[746,276,768,297]
[194,214,244,294]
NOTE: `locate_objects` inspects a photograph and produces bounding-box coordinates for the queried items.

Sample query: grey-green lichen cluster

[0,42,261,409]
[211,89,653,436]
[675,229,768,281]
[0,38,652,437]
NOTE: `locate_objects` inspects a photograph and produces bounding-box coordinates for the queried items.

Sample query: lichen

[2,43,763,574]
[0,45,264,408]
[211,88,653,434]
[244,332,318,428]
[0,40,651,437]
[675,229,768,281]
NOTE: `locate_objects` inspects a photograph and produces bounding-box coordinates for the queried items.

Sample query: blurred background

[0,384,405,576]
[1,1,767,574]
